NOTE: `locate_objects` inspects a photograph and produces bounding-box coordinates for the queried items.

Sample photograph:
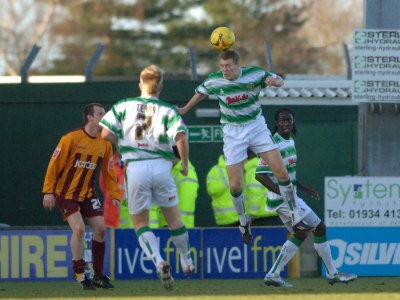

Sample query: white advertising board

[324,177,400,227]
[352,29,400,102]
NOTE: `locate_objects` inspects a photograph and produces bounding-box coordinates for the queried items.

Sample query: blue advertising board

[325,227,400,276]
[0,229,110,282]
[1,227,287,281]
[202,227,287,279]
[114,228,202,280]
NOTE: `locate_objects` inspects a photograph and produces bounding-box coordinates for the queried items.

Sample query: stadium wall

[0,81,358,227]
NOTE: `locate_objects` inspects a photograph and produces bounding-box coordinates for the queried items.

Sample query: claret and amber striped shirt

[42,128,120,202]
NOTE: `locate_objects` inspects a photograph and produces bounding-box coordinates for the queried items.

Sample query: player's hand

[112,198,121,208]
[43,194,56,211]
[306,187,320,201]
[180,163,188,176]
[111,199,121,217]
[178,107,187,115]
[266,76,284,87]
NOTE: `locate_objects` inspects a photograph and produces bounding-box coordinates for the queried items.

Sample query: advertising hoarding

[1,227,287,281]
[0,229,109,282]
[114,228,201,280]
[114,227,287,280]
[325,177,400,227]
[202,227,287,279]
[326,227,400,276]
[352,30,400,103]
[324,176,400,276]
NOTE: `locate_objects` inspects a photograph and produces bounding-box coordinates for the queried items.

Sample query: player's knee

[229,182,242,194]
[91,224,106,240]
[72,224,86,237]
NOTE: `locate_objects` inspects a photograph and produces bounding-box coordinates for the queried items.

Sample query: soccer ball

[210,27,235,51]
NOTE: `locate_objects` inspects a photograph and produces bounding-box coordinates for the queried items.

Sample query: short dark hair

[274,107,297,136]
[83,103,104,124]
[218,49,240,64]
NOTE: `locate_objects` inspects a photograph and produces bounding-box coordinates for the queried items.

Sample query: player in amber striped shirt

[42,103,120,290]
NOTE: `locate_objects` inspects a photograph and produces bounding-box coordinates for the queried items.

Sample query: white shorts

[269,197,321,233]
[125,158,178,214]
[223,115,279,165]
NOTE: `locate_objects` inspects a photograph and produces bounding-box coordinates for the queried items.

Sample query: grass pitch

[0,277,399,300]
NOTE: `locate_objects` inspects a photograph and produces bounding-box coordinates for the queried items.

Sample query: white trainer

[327,272,357,285]
[180,256,195,275]
[157,262,174,290]
[264,273,293,288]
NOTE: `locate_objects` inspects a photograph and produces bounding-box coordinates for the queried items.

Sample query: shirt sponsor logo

[247,84,255,91]
[226,93,248,105]
[288,157,296,166]
[52,147,61,158]
[74,160,97,170]
[76,145,86,150]
[138,143,148,147]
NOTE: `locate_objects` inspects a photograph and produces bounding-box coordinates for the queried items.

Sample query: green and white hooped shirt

[255,133,297,209]
[100,97,187,163]
[196,66,274,125]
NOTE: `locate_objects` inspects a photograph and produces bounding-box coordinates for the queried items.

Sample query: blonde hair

[140,64,163,94]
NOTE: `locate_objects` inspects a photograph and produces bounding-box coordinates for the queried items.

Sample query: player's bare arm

[175,132,189,176]
[265,75,284,87]
[297,180,320,201]
[255,173,281,195]
[101,127,118,144]
[179,93,207,115]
